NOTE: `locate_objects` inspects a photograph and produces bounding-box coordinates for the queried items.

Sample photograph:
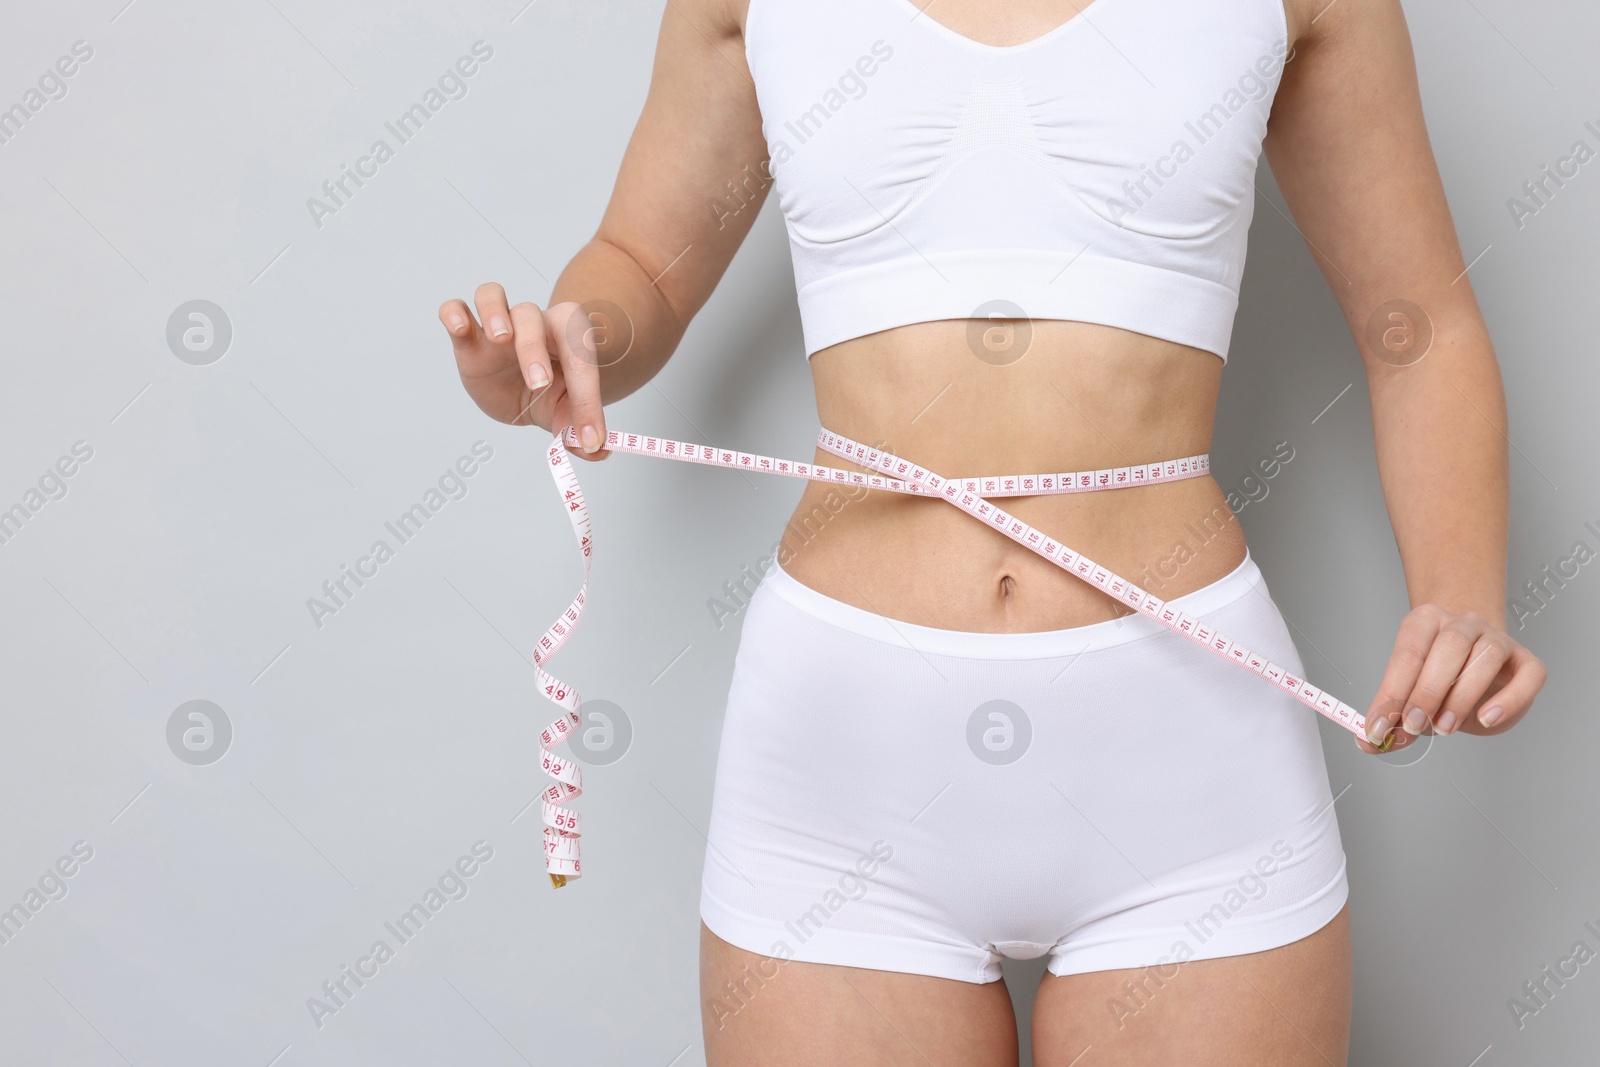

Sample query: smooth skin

[441,0,1546,1062]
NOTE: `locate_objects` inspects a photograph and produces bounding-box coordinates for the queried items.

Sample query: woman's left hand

[1356,604,1546,752]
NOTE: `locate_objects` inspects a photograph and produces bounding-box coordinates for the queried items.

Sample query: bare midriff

[779,319,1248,633]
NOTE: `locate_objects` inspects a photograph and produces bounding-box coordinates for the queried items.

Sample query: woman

[441,0,1545,1062]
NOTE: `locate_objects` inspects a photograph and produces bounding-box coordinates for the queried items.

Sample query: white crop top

[743,0,1292,361]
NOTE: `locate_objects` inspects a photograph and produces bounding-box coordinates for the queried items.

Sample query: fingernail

[448,315,467,334]
[489,317,511,339]
[528,365,550,390]
[1435,710,1457,734]
[1402,706,1428,735]
[1479,705,1504,728]
[1368,715,1394,746]
[580,425,600,453]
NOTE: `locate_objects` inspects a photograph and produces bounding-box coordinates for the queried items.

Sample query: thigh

[1031,904,1352,1067]
[701,923,1019,1067]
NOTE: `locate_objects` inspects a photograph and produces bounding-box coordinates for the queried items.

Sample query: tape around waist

[531,425,1409,886]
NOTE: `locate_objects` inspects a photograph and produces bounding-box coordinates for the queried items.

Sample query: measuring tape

[534,425,1407,886]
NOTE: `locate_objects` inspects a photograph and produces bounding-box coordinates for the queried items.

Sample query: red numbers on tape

[532,424,1406,885]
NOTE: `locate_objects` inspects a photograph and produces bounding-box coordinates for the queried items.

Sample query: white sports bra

[743,0,1292,361]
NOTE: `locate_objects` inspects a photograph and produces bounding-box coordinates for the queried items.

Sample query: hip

[722,545,1327,783]
[704,547,1340,945]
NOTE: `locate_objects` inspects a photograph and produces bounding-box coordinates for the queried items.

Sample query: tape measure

[533,425,1406,886]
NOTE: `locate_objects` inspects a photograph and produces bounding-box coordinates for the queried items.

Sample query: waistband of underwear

[536,423,1404,884]
[758,550,1265,661]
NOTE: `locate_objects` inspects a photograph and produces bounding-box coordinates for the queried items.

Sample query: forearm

[1367,320,1509,627]
[548,235,689,404]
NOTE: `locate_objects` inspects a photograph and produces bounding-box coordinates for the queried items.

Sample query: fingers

[1363,608,1439,745]
[439,297,484,366]
[1435,635,1511,734]
[474,282,515,345]
[1363,605,1547,750]
[1397,613,1486,735]
[1471,645,1546,734]
[510,302,554,395]
[441,287,615,444]
[442,287,542,427]
[544,301,609,457]
[1352,724,1410,756]
[440,295,520,418]
[438,298,476,343]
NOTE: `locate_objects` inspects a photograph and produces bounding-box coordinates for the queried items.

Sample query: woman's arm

[440,0,769,456]
[1263,0,1545,746]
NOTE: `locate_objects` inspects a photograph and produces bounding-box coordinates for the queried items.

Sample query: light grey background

[0,0,1594,1064]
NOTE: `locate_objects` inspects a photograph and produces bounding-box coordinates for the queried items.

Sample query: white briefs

[699,549,1349,982]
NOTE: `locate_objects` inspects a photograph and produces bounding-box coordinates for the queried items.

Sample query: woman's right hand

[439,282,611,460]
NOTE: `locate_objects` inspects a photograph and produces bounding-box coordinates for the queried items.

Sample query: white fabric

[744,0,1292,361]
[700,550,1349,982]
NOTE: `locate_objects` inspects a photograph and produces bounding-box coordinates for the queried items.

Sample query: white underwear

[533,425,1401,885]
[699,550,1349,982]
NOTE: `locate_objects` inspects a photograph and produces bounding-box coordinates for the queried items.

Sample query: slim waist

[814,428,1211,497]
[532,421,1405,884]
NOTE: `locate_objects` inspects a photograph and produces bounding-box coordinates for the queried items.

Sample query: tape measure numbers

[533,426,1407,886]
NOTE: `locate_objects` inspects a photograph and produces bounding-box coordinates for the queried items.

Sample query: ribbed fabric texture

[744,0,1292,360]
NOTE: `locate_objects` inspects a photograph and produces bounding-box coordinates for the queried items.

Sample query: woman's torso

[790,321,1241,632]
[739,0,1294,632]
